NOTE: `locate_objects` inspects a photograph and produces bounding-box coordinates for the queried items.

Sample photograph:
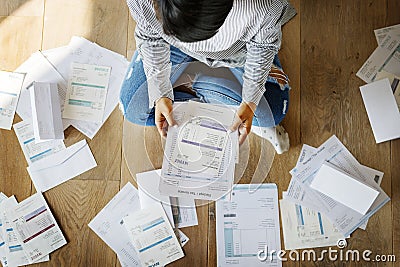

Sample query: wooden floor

[0,0,399,266]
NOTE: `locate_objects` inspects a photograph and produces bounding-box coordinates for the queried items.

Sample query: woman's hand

[230,102,257,145]
[155,97,176,137]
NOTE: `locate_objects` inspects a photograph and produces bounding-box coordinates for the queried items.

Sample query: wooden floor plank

[34,180,120,267]
[0,0,43,17]
[301,0,395,265]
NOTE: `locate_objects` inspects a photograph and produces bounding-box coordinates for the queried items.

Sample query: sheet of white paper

[160,102,238,200]
[374,24,400,45]
[0,193,9,266]
[88,182,141,267]
[13,120,66,165]
[63,63,111,122]
[137,170,175,227]
[360,78,400,143]
[27,139,97,192]
[15,52,71,130]
[43,37,129,139]
[9,193,66,263]
[356,34,400,83]
[375,70,400,109]
[122,203,185,267]
[310,162,379,215]
[0,71,25,130]
[174,229,189,247]
[216,184,281,267]
[170,197,198,228]
[279,198,345,250]
[30,82,64,141]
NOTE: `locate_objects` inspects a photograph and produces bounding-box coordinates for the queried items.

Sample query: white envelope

[31,82,64,142]
[310,162,380,215]
[27,139,97,192]
[360,78,400,143]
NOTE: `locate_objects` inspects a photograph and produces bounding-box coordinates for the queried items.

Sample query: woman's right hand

[155,97,176,137]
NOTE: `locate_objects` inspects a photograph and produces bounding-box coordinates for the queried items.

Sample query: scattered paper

[27,139,97,192]
[13,120,66,165]
[0,71,25,130]
[360,78,400,143]
[216,184,281,267]
[174,229,189,247]
[30,82,64,142]
[88,182,141,267]
[280,198,345,250]
[170,197,198,228]
[8,193,66,263]
[122,203,185,267]
[356,34,400,83]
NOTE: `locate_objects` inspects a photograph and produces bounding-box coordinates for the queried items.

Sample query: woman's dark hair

[155,0,233,42]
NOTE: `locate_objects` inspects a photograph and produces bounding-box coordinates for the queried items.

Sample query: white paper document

[27,139,97,192]
[360,78,400,143]
[8,193,66,263]
[0,71,25,130]
[170,197,198,228]
[356,34,400,83]
[88,182,141,267]
[122,203,185,267]
[310,162,379,215]
[279,198,345,250]
[216,184,281,267]
[160,101,238,200]
[374,24,400,45]
[30,82,64,142]
[174,229,189,247]
[13,120,66,165]
[63,62,111,122]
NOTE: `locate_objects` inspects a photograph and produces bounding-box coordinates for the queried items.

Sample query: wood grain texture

[0,0,43,16]
[301,0,395,266]
[34,180,120,267]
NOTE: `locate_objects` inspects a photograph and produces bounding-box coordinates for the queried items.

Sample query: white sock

[251,124,290,154]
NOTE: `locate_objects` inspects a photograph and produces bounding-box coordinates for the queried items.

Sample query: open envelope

[27,139,97,192]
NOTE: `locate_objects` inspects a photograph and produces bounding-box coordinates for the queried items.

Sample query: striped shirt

[127,0,296,108]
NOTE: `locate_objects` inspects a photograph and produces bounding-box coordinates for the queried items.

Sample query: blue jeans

[119,46,290,127]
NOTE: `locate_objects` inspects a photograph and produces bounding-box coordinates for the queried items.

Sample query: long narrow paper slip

[0,71,25,130]
[63,62,111,122]
[8,193,66,263]
[30,82,64,141]
[216,184,281,267]
[360,78,400,143]
[122,203,184,267]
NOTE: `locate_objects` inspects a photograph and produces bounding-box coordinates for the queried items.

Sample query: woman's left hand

[230,101,257,145]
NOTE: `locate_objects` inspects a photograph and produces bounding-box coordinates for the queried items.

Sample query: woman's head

[154,0,233,42]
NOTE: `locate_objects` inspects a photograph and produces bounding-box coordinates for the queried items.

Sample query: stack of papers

[356,24,400,142]
[89,182,188,267]
[280,135,390,249]
[16,36,129,139]
[216,184,281,267]
[0,71,25,130]
[159,101,239,201]
[0,192,66,266]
